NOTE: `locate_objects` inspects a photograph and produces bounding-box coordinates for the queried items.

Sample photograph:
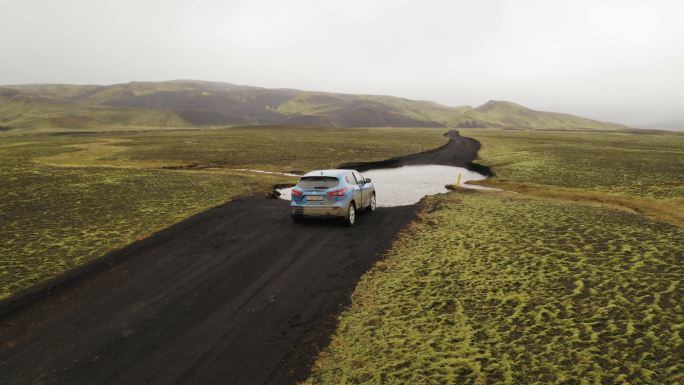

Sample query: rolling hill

[452,100,628,130]
[0,80,629,131]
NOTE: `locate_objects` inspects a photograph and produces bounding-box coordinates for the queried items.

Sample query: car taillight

[327,187,347,196]
[291,189,303,197]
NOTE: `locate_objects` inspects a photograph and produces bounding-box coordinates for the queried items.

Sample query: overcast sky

[1,0,682,125]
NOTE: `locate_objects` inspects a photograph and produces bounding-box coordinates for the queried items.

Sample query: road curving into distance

[0,130,485,385]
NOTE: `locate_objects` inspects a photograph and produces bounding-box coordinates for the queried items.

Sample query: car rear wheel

[366,193,376,212]
[290,207,302,223]
[345,202,356,226]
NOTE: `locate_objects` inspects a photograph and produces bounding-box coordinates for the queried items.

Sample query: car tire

[291,214,302,223]
[344,202,356,227]
[366,193,376,212]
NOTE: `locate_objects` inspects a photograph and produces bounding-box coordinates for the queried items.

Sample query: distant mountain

[639,121,684,131]
[0,80,630,131]
[452,100,628,131]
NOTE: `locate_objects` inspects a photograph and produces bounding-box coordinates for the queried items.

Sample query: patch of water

[277,165,496,207]
[232,169,301,177]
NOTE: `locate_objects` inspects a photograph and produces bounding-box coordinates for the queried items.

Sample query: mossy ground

[0,127,445,298]
[308,192,683,385]
[461,129,684,200]
[101,126,447,172]
[307,129,684,385]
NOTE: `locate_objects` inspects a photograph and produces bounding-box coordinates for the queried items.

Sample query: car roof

[302,169,354,178]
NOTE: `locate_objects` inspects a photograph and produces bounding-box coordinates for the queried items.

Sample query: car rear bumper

[290,204,346,218]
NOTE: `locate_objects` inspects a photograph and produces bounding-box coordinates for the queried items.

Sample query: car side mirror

[364,178,371,183]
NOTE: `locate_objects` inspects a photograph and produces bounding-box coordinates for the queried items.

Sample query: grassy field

[3,125,682,382]
[307,129,684,384]
[308,192,683,385]
[462,129,684,199]
[0,126,446,299]
[97,126,447,172]
[462,129,684,227]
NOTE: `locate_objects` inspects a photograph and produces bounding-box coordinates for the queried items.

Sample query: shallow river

[277,165,492,207]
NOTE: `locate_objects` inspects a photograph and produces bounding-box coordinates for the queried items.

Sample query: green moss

[462,129,684,199]
[103,126,447,172]
[0,127,446,298]
[309,192,684,384]
[0,143,259,298]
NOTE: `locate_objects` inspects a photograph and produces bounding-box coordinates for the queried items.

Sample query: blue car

[290,169,376,226]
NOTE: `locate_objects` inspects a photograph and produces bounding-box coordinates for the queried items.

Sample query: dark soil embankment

[0,130,485,385]
[340,130,491,175]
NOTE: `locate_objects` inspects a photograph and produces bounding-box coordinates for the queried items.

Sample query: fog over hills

[0,80,629,131]
[639,121,684,131]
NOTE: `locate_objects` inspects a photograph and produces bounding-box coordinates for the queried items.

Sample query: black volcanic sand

[340,130,491,175]
[0,131,483,385]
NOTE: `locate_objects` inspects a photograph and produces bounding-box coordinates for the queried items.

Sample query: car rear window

[297,176,339,189]
[345,174,356,184]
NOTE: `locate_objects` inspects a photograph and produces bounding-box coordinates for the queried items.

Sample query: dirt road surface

[0,131,482,385]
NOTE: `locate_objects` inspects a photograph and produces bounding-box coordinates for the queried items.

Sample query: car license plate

[307,195,324,201]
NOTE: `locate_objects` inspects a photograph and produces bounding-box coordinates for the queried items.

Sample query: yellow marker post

[456,174,462,186]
